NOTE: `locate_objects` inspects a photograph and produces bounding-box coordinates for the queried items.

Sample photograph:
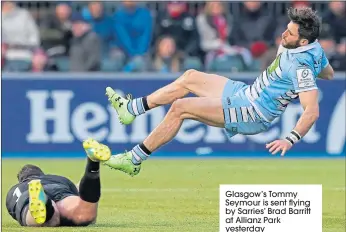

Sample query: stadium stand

[1,1,345,72]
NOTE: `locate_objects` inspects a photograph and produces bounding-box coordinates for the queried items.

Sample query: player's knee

[169,99,186,116]
[178,69,198,86]
[184,69,198,76]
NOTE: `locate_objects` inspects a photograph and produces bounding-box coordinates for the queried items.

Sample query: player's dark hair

[17,164,44,182]
[287,7,321,43]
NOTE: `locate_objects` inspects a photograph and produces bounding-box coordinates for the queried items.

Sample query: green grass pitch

[1,158,345,232]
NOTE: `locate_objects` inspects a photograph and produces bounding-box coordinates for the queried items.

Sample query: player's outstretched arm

[266,89,319,156]
[318,64,334,80]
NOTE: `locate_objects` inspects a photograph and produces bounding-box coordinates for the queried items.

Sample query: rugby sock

[45,198,55,222]
[127,96,150,116]
[85,157,100,173]
[131,143,151,165]
[79,158,100,203]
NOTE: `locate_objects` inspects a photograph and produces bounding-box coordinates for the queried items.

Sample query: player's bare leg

[55,196,98,225]
[146,69,228,108]
[106,69,229,124]
[144,97,224,151]
[104,97,225,176]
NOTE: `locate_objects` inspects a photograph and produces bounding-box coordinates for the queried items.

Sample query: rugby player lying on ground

[6,139,109,227]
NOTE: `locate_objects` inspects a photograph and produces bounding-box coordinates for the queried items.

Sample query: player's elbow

[325,72,334,80]
[312,112,319,121]
[304,106,319,122]
[325,66,334,80]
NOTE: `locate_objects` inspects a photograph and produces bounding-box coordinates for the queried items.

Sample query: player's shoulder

[288,41,323,68]
[6,184,19,198]
[290,49,311,59]
[6,182,27,194]
[5,182,26,205]
[41,174,76,192]
[283,53,314,77]
[43,174,69,181]
[43,174,62,178]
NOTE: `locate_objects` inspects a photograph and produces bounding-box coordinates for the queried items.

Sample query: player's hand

[266,139,292,156]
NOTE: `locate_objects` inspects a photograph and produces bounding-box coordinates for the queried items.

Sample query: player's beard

[282,39,301,49]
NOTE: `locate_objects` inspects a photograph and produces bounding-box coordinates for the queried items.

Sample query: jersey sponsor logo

[314,56,322,69]
[297,68,315,88]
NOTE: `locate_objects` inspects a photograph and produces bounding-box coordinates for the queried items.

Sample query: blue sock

[127,97,150,116]
[131,143,151,165]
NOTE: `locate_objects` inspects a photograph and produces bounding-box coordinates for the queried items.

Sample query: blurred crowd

[1,1,345,73]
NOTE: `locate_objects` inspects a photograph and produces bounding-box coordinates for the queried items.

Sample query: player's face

[281,22,305,49]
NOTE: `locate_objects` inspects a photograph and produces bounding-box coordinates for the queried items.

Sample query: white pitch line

[103,188,214,193]
[332,187,346,191]
[103,187,345,193]
[178,164,346,171]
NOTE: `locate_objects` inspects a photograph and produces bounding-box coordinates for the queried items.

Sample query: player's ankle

[127,97,150,116]
[86,158,100,173]
[131,158,142,165]
[130,144,151,165]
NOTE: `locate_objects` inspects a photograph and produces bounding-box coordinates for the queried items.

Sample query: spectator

[196,1,251,71]
[152,36,182,72]
[231,2,276,50]
[333,40,346,71]
[1,43,7,69]
[1,1,40,61]
[196,1,232,54]
[40,2,73,57]
[154,2,199,57]
[320,26,337,59]
[319,27,346,71]
[82,2,115,55]
[69,14,101,72]
[291,0,310,9]
[2,1,343,73]
[30,48,58,72]
[114,1,153,72]
[323,1,346,44]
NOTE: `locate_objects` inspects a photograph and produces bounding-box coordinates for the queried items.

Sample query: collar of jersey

[288,40,318,54]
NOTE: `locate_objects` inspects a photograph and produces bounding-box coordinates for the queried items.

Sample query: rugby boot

[28,179,47,224]
[105,87,136,125]
[103,151,141,177]
[83,138,111,162]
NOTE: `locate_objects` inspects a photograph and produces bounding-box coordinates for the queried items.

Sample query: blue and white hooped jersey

[244,40,329,122]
